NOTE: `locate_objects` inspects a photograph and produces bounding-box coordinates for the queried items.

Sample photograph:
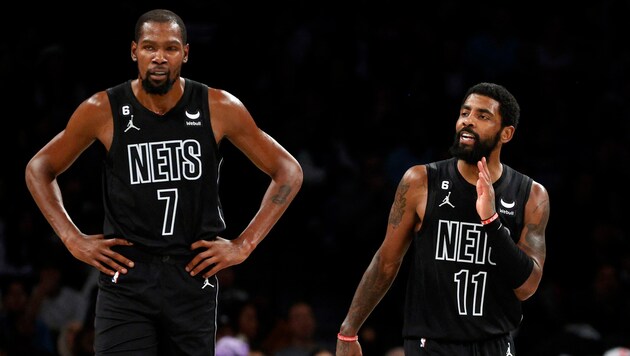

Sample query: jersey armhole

[416,162,437,236]
[516,175,533,230]
[104,87,121,162]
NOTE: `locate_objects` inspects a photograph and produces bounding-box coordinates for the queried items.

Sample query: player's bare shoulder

[528,180,550,227]
[530,180,549,205]
[73,91,112,119]
[208,87,246,113]
[66,91,114,146]
[389,165,427,226]
[207,87,256,141]
[399,164,429,193]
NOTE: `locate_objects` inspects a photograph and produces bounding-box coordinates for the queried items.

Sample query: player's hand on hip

[66,234,134,276]
[187,237,248,278]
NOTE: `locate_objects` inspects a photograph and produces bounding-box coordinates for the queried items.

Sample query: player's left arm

[187,88,303,277]
[514,181,549,301]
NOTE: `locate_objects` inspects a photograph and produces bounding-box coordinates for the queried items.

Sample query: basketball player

[25,9,303,355]
[336,82,549,355]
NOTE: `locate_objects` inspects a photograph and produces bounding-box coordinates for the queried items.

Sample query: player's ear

[131,41,138,62]
[500,126,515,143]
[183,44,189,63]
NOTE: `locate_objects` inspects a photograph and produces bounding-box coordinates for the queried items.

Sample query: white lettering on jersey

[127,139,202,184]
[435,219,490,265]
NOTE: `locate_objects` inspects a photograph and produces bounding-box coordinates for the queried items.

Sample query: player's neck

[132,77,185,116]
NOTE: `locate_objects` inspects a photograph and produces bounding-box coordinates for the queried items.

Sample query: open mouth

[460,131,476,143]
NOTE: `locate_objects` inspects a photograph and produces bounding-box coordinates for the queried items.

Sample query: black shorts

[93,247,218,356]
[404,333,516,356]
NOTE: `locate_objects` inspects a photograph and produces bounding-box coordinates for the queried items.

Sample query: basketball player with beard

[336,82,549,356]
[25,9,303,355]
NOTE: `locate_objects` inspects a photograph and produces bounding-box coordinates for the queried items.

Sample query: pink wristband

[337,333,358,342]
[481,212,499,225]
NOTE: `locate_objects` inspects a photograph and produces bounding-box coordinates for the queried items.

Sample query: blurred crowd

[1,1,629,355]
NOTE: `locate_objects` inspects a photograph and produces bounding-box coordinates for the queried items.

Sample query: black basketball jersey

[402,157,532,341]
[102,78,225,255]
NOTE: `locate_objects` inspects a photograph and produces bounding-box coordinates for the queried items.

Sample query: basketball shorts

[93,247,219,355]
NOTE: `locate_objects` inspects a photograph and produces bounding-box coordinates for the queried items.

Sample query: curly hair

[463,82,520,129]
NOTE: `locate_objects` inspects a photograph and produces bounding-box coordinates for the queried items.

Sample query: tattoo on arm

[272,185,291,204]
[522,198,550,266]
[347,253,400,330]
[388,181,409,227]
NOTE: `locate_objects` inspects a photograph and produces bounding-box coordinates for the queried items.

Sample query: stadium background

[1,1,629,355]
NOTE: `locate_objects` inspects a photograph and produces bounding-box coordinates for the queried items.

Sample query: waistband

[112,245,194,264]
[404,332,511,344]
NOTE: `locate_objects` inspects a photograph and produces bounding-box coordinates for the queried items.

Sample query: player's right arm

[25,91,134,276]
[337,165,427,356]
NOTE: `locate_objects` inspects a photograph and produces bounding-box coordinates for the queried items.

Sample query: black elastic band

[484,219,534,288]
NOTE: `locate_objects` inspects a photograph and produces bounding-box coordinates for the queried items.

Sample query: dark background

[1,1,629,355]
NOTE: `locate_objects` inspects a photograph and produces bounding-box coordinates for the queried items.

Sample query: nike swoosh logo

[500,198,515,209]
[185,110,200,119]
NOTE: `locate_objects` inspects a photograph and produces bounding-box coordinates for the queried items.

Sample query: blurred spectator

[384,346,404,356]
[215,298,257,356]
[270,301,332,356]
[57,320,82,356]
[309,347,333,356]
[216,333,249,356]
[29,261,89,343]
[234,301,265,353]
[0,274,56,355]
[604,347,630,356]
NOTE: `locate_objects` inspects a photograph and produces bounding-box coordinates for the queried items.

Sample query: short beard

[448,128,501,164]
[141,73,176,95]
